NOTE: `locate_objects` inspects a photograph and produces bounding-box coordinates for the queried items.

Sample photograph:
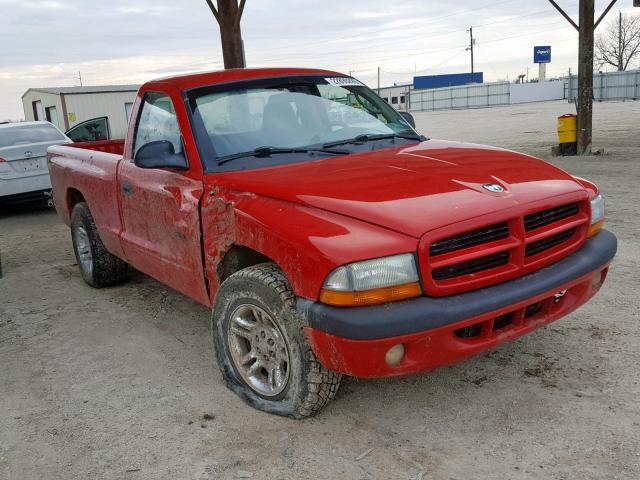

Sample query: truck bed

[47,140,125,258]
[70,139,125,155]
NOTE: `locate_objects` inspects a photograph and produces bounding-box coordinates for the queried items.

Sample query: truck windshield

[188,75,419,171]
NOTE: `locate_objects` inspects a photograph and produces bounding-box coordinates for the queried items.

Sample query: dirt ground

[1,100,639,480]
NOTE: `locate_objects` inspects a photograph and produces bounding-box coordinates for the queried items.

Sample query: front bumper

[298,230,617,378]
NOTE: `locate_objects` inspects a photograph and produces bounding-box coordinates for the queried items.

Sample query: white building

[377,84,412,112]
[21,85,140,139]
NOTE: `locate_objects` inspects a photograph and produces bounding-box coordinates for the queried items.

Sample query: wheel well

[67,189,85,214]
[217,245,274,282]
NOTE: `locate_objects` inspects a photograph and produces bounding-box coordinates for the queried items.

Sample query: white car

[0,121,71,204]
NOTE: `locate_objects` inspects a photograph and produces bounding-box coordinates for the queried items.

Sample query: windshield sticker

[325,77,364,87]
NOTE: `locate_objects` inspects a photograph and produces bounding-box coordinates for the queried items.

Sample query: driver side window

[134,93,183,158]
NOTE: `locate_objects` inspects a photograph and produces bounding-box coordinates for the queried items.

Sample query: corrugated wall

[21,91,64,129]
[568,70,640,101]
[64,91,138,138]
[410,82,511,112]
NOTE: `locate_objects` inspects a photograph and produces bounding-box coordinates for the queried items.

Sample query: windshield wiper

[217,146,350,166]
[323,132,425,148]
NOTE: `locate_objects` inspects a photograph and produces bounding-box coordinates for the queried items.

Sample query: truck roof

[147,67,344,91]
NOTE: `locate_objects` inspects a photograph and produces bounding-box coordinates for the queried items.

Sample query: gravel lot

[1,100,639,480]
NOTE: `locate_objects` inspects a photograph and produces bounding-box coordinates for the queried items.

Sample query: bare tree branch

[237,0,246,23]
[205,0,221,23]
[595,12,640,71]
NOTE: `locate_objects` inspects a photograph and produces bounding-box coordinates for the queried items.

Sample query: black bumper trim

[0,189,50,205]
[297,230,617,340]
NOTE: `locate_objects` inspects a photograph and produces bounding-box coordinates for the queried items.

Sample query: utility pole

[577,0,595,154]
[377,66,380,94]
[547,0,617,155]
[466,27,475,77]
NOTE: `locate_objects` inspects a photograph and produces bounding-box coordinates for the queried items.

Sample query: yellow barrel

[557,114,577,144]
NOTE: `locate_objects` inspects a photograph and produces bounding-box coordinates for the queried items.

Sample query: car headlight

[320,253,422,306]
[589,194,605,237]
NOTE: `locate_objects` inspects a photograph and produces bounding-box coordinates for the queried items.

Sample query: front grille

[525,227,577,257]
[423,199,588,294]
[524,301,543,318]
[432,251,510,280]
[524,203,579,231]
[493,312,514,331]
[454,297,555,341]
[455,324,482,338]
[429,222,509,256]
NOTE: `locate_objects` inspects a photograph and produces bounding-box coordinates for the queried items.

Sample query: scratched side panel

[201,185,418,302]
[47,145,125,258]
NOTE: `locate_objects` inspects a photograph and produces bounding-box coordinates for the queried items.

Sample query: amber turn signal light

[320,282,422,307]
[588,219,604,238]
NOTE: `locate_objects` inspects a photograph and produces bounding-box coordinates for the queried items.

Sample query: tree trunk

[618,11,623,71]
[217,0,245,69]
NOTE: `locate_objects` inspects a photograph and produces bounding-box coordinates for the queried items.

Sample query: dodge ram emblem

[483,183,504,193]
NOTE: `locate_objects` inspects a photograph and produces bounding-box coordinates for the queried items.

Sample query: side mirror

[398,111,416,128]
[134,140,188,170]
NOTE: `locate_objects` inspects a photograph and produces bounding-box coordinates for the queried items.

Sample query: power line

[257,23,573,70]
[380,50,467,75]
[245,0,522,55]
[253,19,572,66]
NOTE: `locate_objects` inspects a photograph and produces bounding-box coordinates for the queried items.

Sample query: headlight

[589,194,605,237]
[320,253,422,306]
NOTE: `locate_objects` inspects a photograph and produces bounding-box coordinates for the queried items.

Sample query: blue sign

[413,72,483,90]
[534,46,551,64]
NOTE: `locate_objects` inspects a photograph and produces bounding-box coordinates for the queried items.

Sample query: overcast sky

[0,0,637,121]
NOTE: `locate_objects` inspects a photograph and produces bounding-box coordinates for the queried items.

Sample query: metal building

[21,85,139,139]
[377,84,412,111]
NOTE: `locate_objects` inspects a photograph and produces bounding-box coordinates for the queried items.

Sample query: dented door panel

[118,161,209,305]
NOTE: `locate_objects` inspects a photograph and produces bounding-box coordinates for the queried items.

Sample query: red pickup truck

[48,68,616,418]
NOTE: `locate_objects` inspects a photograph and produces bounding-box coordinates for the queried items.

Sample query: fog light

[591,270,605,290]
[385,344,405,366]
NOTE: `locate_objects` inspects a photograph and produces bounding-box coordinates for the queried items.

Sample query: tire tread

[214,263,341,418]
[71,202,129,288]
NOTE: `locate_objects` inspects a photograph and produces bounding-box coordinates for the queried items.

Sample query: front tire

[70,202,129,288]
[212,263,341,418]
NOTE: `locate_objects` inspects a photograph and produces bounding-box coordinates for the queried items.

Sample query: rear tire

[70,202,129,288]
[212,263,341,419]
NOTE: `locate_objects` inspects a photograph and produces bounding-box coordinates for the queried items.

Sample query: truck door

[117,91,210,306]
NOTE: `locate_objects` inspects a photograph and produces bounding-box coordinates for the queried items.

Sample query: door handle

[122,181,133,196]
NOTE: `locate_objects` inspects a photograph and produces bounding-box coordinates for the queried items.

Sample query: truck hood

[208,140,586,238]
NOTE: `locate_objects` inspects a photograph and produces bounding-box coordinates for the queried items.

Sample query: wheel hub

[74,225,93,275]
[227,304,290,397]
